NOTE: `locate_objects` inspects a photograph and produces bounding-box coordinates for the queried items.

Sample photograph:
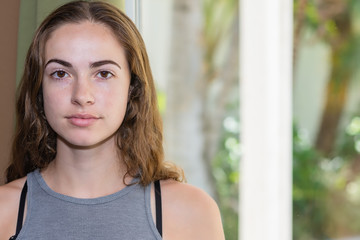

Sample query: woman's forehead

[44,21,127,64]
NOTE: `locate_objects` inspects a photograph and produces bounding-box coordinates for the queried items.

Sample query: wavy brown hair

[6,0,184,185]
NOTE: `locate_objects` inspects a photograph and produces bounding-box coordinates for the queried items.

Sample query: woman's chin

[57,134,116,150]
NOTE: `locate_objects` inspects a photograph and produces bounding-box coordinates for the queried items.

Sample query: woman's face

[42,21,131,148]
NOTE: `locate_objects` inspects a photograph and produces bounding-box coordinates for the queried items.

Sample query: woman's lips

[66,114,100,127]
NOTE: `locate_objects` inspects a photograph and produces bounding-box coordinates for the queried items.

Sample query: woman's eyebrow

[90,60,122,70]
[44,59,122,70]
[45,59,72,68]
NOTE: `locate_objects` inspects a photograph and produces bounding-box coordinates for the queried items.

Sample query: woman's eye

[51,70,69,79]
[97,71,114,79]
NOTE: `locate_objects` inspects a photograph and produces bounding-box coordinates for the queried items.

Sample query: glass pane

[141,0,239,239]
[293,1,360,239]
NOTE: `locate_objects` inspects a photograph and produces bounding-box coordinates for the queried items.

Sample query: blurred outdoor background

[294,0,360,239]
[142,1,239,239]
[5,0,360,239]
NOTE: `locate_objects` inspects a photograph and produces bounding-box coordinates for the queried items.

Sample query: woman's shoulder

[0,177,26,211]
[0,177,27,202]
[0,177,27,239]
[160,179,225,240]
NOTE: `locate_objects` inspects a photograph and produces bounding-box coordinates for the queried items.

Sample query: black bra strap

[16,181,27,235]
[154,180,162,237]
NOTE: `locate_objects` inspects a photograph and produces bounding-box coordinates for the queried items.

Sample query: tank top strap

[9,180,27,240]
[154,180,162,237]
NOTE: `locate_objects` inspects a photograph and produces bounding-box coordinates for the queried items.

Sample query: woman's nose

[71,78,95,106]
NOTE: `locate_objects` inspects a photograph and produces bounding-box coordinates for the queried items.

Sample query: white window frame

[125,0,142,31]
[239,0,293,240]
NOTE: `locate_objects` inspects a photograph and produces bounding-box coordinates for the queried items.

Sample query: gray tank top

[15,169,162,240]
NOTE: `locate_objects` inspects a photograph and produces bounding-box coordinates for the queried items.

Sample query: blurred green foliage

[212,102,239,240]
[156,91,166,115]
[293,123,329,240]
[293,115,360,239]
[203,0,239,238]
[294,0,360,238]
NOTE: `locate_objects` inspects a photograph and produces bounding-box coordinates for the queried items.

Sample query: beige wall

[0,0,20,184]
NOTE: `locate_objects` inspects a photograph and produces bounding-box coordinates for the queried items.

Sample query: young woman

[0,1,224,239]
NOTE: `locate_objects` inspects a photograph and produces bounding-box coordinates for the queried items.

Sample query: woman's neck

[41,137,129,198]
